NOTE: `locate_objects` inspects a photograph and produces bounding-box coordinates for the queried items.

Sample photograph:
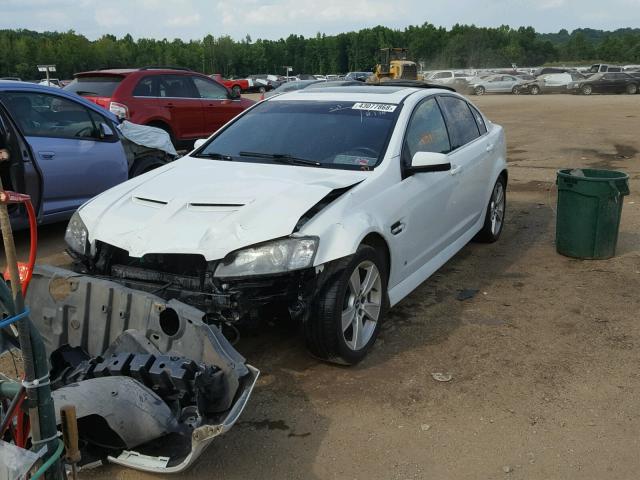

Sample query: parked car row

[444,71,639,96]
[423,63,640,96]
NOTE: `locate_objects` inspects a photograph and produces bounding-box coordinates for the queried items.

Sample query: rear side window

[64,76,123,97]
[469,105,487,135]
[158,75,196,98]
[437,96,480,149]
[133,77,155,96]
[402,98,451,167]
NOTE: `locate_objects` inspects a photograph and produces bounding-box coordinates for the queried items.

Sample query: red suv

[64,67,255,147]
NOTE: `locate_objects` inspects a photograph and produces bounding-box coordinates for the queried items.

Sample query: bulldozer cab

[374,48,417,81]
[378,48,409,74]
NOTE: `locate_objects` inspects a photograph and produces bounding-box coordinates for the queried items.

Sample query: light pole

[37,64,56,85]
[283,66,292,81]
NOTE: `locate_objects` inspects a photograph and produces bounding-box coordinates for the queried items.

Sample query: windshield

[196,100,401,170]
[64,76,123,96]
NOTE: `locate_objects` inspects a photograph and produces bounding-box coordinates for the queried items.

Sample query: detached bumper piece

[25,265,259,473]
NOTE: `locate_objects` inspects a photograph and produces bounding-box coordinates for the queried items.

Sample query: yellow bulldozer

[370,48,418,82]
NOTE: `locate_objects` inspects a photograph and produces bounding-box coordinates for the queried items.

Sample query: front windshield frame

[192,99,403,171]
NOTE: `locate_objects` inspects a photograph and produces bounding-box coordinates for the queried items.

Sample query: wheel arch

[499,168,508,185]
[360,232,391,279]
[145,119,173,136]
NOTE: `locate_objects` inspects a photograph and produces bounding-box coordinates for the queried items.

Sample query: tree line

[1,24,640,80]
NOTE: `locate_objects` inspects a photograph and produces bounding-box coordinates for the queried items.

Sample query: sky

[2,0,640,41]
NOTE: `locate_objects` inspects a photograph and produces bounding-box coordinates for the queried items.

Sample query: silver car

[469,74,527,95]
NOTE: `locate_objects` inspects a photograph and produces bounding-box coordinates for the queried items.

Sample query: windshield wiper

[195,152,233,160]
[239,151,321,167]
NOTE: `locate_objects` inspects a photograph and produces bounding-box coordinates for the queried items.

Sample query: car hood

[80,156,368,261]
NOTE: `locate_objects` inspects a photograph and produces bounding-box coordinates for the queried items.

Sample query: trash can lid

[557,168,629,182]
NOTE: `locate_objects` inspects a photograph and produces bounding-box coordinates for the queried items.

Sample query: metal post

[0,177,61,479]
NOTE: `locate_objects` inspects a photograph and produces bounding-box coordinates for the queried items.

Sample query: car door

[596,74,615,93]
[156,74,205,140]
[437,95,492,238]
[391,97,458,279]
[485,76,504,92]
[611,73,629,92]
[0,101,43,224]
[191,76,244,136]
[502,76,518,92]
[0,91,128,218]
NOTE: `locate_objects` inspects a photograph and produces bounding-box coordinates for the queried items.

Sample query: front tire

[305,245,388,365]
[232,85,242,96]
[474,86,485,96]
[258,86,266,93]
[474,176,506,243]
[626,83,637,95]
[512,86,521,95]
[530,85,540,95]
[581,84,593,95]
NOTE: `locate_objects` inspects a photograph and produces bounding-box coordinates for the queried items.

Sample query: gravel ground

[2,93,640,480]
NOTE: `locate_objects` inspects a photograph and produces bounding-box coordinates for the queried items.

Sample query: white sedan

[65,84,507,364]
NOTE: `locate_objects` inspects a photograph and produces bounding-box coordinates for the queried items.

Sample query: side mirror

[409,151,450,173]
[193,138,207,150]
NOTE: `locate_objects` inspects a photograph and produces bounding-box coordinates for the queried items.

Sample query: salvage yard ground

[2,94,640,479]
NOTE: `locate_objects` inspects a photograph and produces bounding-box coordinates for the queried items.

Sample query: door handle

[450,165,462,176]
[166,103,175,108]
[39,151,56,160]
[486,144,494,152]
[390,221,404,235]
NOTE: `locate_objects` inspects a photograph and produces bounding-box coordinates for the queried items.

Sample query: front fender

[311,213,389,267]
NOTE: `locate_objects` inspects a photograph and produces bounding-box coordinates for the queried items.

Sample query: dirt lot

[2,94,640,479]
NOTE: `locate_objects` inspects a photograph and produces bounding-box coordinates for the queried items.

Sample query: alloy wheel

[341,260,382,351]
[490,181,505,236]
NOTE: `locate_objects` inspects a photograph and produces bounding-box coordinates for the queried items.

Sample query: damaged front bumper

[73,242,349,324]
[25,265,259,473]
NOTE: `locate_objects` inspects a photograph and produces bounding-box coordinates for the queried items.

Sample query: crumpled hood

[80,157,368,261]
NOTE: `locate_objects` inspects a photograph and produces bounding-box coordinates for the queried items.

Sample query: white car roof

[268,85,451,104]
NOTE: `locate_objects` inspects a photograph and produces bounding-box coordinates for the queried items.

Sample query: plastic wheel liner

[21,265,259,473]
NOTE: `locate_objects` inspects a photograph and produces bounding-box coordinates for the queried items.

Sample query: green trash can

[556,168,629,259]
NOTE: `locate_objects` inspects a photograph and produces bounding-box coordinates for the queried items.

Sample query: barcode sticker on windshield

[352,102,397,112]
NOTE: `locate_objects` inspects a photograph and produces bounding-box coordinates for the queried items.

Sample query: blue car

[0,81,174,228]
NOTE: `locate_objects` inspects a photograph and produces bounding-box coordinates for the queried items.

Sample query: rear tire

[474,176,507,243]
[305,245,388,365]
[258,86,266,93]
[626,83,637,95]
[232,85,242,96]
[512,86,521,95]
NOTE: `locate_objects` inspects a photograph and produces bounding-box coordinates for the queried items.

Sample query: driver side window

[402,98,451,168]
[0,92,97,140]
[192,77,228,100]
